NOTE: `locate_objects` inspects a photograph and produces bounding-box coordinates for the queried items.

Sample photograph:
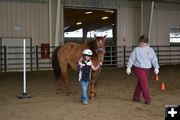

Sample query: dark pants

[133,66,151,103]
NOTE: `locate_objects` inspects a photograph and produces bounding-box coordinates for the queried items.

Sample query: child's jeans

[80,80,89,102]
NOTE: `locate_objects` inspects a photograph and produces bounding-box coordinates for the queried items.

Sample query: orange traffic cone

[161,82,165,91]
[156,74,159,81]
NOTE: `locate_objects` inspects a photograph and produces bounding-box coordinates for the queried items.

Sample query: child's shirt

[78,59,92,81]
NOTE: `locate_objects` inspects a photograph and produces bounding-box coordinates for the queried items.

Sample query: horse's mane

[87,39,97,56]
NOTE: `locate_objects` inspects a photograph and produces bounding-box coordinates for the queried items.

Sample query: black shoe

[133,99,140,102]
[145,100,151,105]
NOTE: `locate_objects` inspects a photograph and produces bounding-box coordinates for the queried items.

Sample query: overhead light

[64,26,70,30]
[101,16,109,20]
[105,10,114,13]
[76,22,82,25]
[85,11,93,14]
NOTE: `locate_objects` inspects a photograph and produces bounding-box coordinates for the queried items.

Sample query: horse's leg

[57,47,72,95]
[60,63,73,95]
[94,81,97,96]
[60,55,73,95]
[90,68,101,99]
[55,79,64,94]
[90,79,96,100]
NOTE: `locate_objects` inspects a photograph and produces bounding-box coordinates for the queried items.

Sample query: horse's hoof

[57,88,63,91]
[89,96,95,100]
[67,92,73,96]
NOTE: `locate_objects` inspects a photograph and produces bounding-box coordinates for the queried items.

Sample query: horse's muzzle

[98,56,104,61]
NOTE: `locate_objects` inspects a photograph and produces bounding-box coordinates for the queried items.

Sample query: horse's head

[93,34,107,62]
[96,48,105,62]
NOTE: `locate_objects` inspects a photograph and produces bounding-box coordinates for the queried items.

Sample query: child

[126,35,159,104]
[77,49,102,105]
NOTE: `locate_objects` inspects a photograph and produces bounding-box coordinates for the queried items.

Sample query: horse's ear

[94,34,97,39]
[103,34,107,39]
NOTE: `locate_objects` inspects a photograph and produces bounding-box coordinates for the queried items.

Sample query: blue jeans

[80,80,89,102]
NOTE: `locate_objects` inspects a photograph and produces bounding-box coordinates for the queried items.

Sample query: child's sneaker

[82,101,88,105]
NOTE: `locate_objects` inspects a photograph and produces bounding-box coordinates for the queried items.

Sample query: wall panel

[117,7,140,46]
[0,1,49,45]
[151,7,180,46]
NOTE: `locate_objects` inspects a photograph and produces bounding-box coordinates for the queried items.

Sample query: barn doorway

[64,8,116,46]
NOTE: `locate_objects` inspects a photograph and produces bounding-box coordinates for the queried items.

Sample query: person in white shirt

[126,35,159,104]
[77,49,102,105]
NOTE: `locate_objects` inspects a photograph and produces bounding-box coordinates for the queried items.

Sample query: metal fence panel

[0,45,180,72]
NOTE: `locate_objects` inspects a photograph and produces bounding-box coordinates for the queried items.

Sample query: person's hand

[126,68,131,75]
[78,62,85,68]
[154,68,159,74]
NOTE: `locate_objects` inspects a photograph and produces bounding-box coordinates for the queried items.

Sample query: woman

[126,35,159,104]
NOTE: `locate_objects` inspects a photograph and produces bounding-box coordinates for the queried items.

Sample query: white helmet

[83,49,93,56]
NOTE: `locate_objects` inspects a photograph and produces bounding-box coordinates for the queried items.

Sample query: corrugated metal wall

[0,0,180,46]
[151,3,180,46]
[142,1,151,38]
[0,0,180,70]
[117,7,140,46]
[62,0,140,8]
[49,0,57,47]
[0,1,49,45]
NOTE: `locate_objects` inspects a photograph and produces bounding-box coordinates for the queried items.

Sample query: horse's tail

[52,46,61,80]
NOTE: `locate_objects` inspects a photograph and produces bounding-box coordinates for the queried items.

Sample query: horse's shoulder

[90,58,99,66]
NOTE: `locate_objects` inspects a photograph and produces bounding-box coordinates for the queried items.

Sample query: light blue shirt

[127,46,159,69]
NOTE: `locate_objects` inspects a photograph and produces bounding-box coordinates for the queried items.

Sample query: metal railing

[0,45,180,72]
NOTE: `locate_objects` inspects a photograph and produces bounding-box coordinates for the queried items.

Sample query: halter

[96,48,105,53]
[95,47,105,61]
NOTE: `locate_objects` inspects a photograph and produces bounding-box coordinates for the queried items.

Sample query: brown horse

[52,34,107,99]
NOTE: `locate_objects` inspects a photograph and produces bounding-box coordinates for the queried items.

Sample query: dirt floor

[0,65,180,120]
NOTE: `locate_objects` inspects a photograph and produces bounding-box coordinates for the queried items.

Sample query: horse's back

[64,42,86,48]
[58,42,88,70]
